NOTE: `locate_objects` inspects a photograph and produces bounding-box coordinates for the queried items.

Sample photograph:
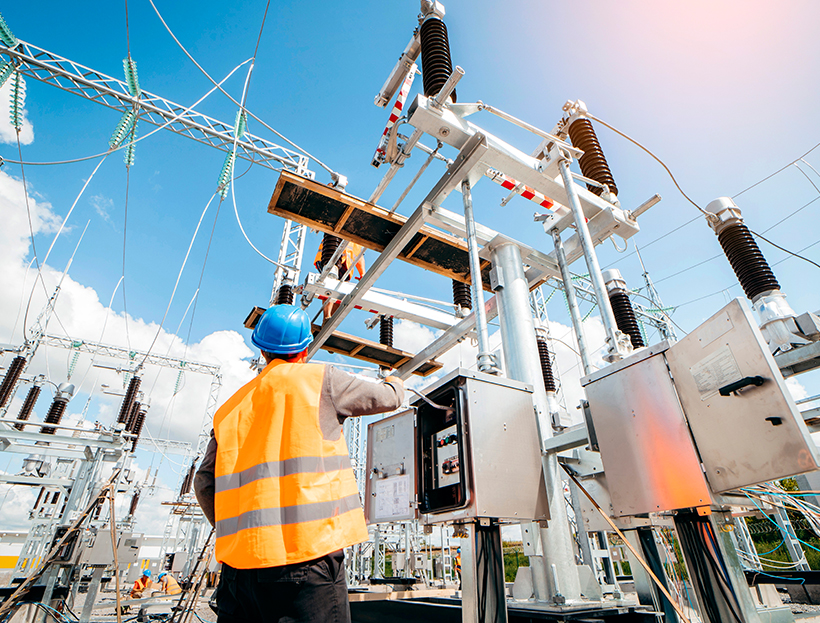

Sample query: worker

[130,569,153,599]
[314,237,366,321]
[157,571,182,595]
[455,547,462,588]
[194,304,404,623]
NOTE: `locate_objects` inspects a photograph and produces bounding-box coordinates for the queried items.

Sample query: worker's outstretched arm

[194,433,217,526]
[326,367,403,418]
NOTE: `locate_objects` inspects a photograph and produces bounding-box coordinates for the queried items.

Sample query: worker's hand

[384,375,404,388]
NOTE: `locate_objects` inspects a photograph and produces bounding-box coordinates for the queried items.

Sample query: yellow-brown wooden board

[310,325,442,376]
[268,171,492,291]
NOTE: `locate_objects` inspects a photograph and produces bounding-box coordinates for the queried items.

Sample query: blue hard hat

[251,305,313,355]
[158,572,167,579]
[143,569,151,577]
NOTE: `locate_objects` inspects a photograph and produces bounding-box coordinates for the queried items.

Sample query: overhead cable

[2,58,253,167]
[147,0,338,179]
[587,112,709,216]
[734,141,820,198]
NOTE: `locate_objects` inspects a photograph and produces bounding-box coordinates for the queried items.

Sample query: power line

[751,229,820,271]
[734,142,820,198]
[603,214,701,270]
[147,0,338,178]
[588,112,709,216]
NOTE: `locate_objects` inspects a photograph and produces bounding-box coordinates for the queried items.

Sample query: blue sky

[0,0,819,530]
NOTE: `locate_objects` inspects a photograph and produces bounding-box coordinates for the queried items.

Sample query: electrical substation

[1,1,820,622]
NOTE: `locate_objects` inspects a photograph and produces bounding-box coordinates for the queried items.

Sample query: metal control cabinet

[665,298,820,492]
[365,409,418,524]
[582,344,712,517]
[413,369,549,523]
[583,298,820,517]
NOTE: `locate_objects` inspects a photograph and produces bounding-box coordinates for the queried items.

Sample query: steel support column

[461,521,507,623]
[557,159,630,362]
[489,240,581,600]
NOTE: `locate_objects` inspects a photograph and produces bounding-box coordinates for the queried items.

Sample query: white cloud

[89,194,114,223]
[0,165,258,538]
[786,377,809,401]
[0,77,34,145]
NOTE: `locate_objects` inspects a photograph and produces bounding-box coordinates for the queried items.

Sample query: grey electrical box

[365,409,418,524]
[79,530,142,566]
[414,369,549,523]
[582,344,712,517]
[583,298,820,516]
[665,298,820,492]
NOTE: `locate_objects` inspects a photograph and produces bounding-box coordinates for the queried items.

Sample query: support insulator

[0,355,26,409]
[452,280,472,311]
[535,336,557,394]
[320,233,341,271]
[603,269,645,349]
[708,199,780,301]
[567,118,618,197]
[131,407,147,452]
[126,401,141,433]
[40,398,68,435]
[379,316,394,349]
[419,16,457,103]
[15,385,41,430]
[275,283,294,305]
[118,376,141,424]
[180,461,197,497]
[129,491,140,517]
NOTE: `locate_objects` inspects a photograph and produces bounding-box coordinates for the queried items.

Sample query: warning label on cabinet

[375,475,411,520]
[689,345,742,400]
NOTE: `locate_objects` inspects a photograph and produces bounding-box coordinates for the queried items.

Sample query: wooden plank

[334,204,356,233]
[268,171,492,291]
[404,235,428,260]
[309,324,442,376]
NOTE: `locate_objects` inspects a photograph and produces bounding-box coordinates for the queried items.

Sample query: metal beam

[0,40,310,172]
[0,474,73,487]
[301,276,460,331]
[395,296,499,379]
[43,334,220,376]
[540,424,589,454]
[0,426,127,450]
[308,204,430,357]
[308,135,490,358]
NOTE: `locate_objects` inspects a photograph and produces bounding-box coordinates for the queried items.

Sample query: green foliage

[503,545,527,583]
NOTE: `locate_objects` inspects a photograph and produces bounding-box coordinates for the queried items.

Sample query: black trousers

[215,550,350,623]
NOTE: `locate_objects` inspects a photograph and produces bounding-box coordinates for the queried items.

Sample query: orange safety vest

[213,360,367,569]
[314,242,365,280]
[161,574,182,595]
[131,576,151,596]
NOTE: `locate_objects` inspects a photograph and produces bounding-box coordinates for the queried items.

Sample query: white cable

[139,193,219,368]
[147,0,338,177]
[3,58,253,167]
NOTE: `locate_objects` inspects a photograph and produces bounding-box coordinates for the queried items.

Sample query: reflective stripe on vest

[213,360,368,569]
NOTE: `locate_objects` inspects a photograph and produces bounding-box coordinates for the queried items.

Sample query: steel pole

[557,158,628,362]
[462,180,497,373]
[551,228,593,375]
[489,240,581,600]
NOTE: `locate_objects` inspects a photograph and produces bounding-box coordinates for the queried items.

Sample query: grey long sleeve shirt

[194,365,403,526]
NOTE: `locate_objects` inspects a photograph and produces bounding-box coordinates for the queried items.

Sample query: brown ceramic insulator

[567,118,618,197]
